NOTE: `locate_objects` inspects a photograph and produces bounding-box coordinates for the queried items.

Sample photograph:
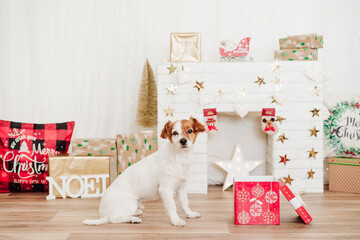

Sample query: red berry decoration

[262,210,276,224]
[265,190,278,204]
[237,188,250,202]
[237,210,251,224]
[249,203,263,217]
[252,183,265,198]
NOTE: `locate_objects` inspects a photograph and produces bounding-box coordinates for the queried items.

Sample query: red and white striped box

[278,178,312,224]
[234,176,280,225]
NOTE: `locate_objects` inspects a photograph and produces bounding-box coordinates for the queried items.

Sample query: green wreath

[324,100,360,156]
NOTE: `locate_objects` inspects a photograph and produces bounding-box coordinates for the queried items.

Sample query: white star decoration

[166,85,177,95]
[272,76,282,90]
[214,144,263,191]
[215,89,224,97]
[272,61,281,72]
[236,87,246,97]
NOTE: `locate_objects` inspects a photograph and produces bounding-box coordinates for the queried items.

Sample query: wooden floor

[0,186,359,240]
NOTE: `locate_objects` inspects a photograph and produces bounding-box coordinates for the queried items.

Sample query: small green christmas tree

[136,59,157,128]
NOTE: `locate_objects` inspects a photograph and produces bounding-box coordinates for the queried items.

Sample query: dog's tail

[82,217,108,226]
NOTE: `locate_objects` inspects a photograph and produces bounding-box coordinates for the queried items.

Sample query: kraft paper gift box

[274,48,318,61]
[329,157,360,194]
[117,133,158,175]
[72,138,117,184]
[279,33,323,49]
[170,32,201,62]
[234,176,280,225]
[278,179,312,224]
[46,154,110,199]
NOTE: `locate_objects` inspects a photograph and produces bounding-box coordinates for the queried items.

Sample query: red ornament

[252,183,265,198]
[262,210,276,224]
[249,203,262,217]
[237,188,250,202]
[237,210,251,224]
[265,190,278,204]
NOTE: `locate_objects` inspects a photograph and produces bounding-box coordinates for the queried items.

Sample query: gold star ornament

[310,108,320,117]
[283,174,294,185]
[311,85,320,96]
[309,126,320,137]
[308,148,318,159]
[193,81,204,92]
[165,84,177,95]
[255,76,265,86]
[271,96,280,105]
[167,64,177,74]
[276,115,286,124]
[277,133,288,144]
[279,154,290,166]
[307,169,315,179]
[163,106,175,117]
[215,89,224,97]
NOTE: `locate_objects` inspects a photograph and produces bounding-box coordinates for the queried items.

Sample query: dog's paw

[171,218,186,227]
[129,216,142,224]
[135,209,143,216]
[186,211,201,219]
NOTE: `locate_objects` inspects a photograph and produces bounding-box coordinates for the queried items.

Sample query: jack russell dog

[83,117,206,227]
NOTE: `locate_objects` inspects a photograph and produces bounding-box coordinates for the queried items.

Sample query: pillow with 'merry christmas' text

[0,120,75,192]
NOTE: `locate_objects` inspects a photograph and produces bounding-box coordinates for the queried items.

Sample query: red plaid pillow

[0,120,75,192]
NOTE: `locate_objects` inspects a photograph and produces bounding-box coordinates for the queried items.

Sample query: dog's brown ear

[190,117,205,133]
[160,121,173,139]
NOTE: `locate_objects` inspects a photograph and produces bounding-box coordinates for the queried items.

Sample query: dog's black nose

[180,138,187,146]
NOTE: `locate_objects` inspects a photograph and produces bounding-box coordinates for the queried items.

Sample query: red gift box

[234,176,280,225]
[278,178,312,224]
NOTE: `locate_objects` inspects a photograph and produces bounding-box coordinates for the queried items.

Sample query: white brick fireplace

[157,62,324,194]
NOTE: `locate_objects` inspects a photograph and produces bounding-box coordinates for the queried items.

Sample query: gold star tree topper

[309,126,320,137]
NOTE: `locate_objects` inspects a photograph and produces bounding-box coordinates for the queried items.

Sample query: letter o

[66,176,84,198]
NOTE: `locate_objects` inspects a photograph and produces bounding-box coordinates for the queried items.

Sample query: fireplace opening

[207,112,267,185]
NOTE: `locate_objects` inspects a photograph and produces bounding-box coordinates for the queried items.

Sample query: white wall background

[0,0,359,138]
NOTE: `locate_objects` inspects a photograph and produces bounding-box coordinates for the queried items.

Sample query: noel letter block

[72,138,117,184]
[170,32,201,62]
[46,155,110,200]
[234,176,280,225]
[329,157,360,194]
[117,133,158,175]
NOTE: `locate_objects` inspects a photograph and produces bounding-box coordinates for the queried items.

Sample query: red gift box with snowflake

[234,176,280,225]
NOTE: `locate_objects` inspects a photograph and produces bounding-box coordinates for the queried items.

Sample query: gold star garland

[279,154,290,166]
[193,81,204,92]
[310,108,320,117]
[255,76,265,86]
[309,126,320,137]
[307,148,318,159]
[271,96,280,105]
[277,133,288,144]
[163,106,175,117]
[307,169,315,179]
[283,174,294,185]
[167,64,177,74]
[276,115,286,124]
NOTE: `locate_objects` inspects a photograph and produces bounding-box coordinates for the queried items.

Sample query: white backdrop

[1,0,359,138]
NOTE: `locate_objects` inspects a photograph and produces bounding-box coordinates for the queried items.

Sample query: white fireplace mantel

[157,62,324,194]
